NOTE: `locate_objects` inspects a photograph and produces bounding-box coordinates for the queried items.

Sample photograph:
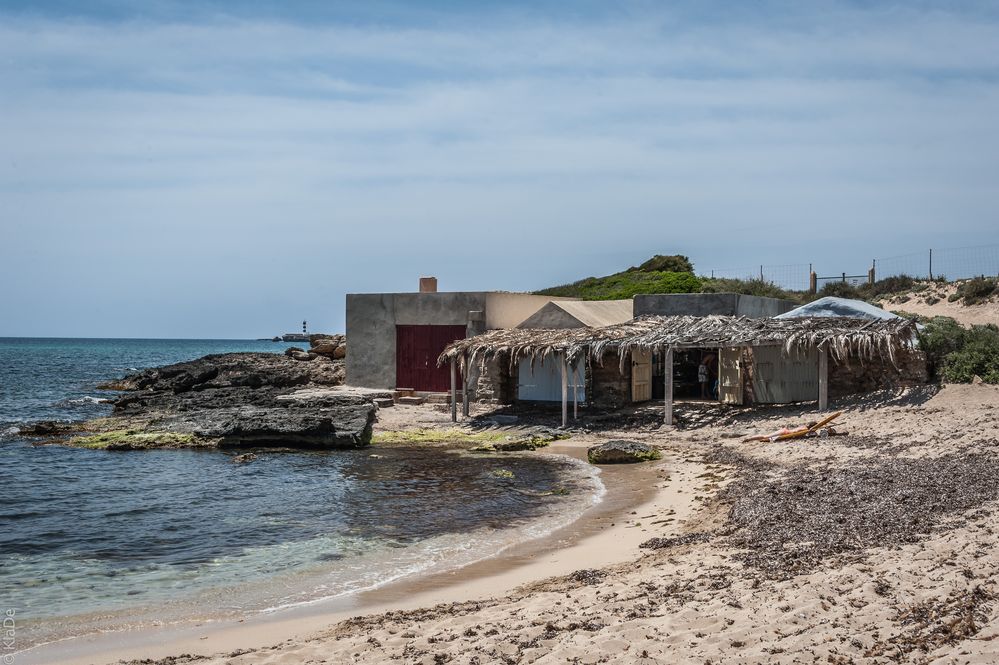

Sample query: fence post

[868,259,876,286]
[809,271,817,294]
[760,265,764,281]
[841,272,846,283]
[929,249,933,280]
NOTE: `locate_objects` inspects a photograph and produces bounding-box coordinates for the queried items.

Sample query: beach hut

[440,315,918,426]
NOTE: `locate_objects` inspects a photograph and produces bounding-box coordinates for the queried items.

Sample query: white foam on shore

[56,396,110,406]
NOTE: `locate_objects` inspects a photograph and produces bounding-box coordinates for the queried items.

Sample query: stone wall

[589,354,632,409]
[829,348,928,397]
[474,354,515,404]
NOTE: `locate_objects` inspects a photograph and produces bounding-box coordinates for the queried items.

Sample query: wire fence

[706,263,812,291]
[705,243,999,293]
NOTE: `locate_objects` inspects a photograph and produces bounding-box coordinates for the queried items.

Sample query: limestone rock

[587,440,661,464]
[310,340,339,355]
[92,353,368,449]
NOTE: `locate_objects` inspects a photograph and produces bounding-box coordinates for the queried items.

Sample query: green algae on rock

[68,430,218,450]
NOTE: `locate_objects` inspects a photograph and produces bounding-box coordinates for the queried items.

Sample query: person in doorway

[698,357,711,398]
[701,353,718,400]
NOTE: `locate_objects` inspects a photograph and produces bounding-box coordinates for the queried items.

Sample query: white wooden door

[631,349,652,403]
[719,347,743,405]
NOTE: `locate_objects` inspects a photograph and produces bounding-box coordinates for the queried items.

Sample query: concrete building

[346,280,568,391]
[634,293,796,318]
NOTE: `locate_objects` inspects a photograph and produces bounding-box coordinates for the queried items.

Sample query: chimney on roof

[419,276,438,293]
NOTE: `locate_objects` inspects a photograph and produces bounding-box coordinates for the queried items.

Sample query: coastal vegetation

[918,317,999,383]
[950,276,998,305]
[536,256,998,318]
[536,263,702,300]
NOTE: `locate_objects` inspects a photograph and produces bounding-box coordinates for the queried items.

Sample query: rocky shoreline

[26,347,385,450]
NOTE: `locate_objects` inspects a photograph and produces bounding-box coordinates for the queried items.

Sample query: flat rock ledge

[587,440,662,464]
[59,353,388,450]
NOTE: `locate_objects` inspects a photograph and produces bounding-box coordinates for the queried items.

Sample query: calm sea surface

[0,338,600,649]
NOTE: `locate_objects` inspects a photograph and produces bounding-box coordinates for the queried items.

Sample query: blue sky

[2,0,998,337]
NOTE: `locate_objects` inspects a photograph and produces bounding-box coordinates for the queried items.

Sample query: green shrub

[699,277,797,301]
[631,254,694,273]
[818,281,861,299]
[538,270,701,300]
[954,277,998,306]
[864,274,916,298]
[918,317,999,383]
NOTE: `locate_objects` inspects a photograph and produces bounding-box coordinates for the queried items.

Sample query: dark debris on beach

[709,444,999,580]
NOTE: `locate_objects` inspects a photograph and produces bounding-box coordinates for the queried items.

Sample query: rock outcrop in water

[587,440,662,464]
[73,353,384,450]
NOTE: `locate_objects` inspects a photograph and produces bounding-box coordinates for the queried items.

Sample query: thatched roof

[439,314,917,370]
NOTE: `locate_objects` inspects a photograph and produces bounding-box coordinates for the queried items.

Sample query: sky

[2,0,998,338]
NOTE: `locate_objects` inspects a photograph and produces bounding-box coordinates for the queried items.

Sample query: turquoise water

[0,338,601,650]
[0,337,283,424]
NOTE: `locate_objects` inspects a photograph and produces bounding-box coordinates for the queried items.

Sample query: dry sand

[26,384,999,664]
[878,281,999,326]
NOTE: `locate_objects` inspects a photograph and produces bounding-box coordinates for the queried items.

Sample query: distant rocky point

[27,342,384,451]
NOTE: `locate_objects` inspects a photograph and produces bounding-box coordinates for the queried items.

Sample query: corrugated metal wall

[751,346,819,403]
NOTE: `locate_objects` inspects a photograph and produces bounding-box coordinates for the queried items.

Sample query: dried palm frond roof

[439,315,917,369]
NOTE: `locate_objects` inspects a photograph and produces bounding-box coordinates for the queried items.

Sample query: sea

[0,338,602,652]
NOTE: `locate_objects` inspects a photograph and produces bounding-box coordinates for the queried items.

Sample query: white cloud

[1,3,998,336]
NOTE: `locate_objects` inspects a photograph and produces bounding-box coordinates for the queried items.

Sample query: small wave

[1,425,21,439]
[56,396,111,407]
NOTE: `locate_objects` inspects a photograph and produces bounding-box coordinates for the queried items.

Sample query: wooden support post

[462,354,469,418]
[561,355,568,428]
[572,362,578,421]
[818,346,829,411]
[450,359,457,422]
[664,348,674,425]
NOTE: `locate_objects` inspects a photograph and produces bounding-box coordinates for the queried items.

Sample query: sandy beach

[17,382,999,664]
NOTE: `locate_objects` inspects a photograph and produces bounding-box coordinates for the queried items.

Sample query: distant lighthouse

[302,320,308,334]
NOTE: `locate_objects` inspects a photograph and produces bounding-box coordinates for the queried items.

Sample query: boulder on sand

[587,440,661,464]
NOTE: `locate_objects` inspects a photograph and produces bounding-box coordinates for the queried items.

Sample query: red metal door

[396,325,466,391]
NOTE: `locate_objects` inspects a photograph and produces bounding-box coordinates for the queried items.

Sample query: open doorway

[653,349,719,401]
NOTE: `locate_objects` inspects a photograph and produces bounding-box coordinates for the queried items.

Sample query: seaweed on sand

[711,446,999,580]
